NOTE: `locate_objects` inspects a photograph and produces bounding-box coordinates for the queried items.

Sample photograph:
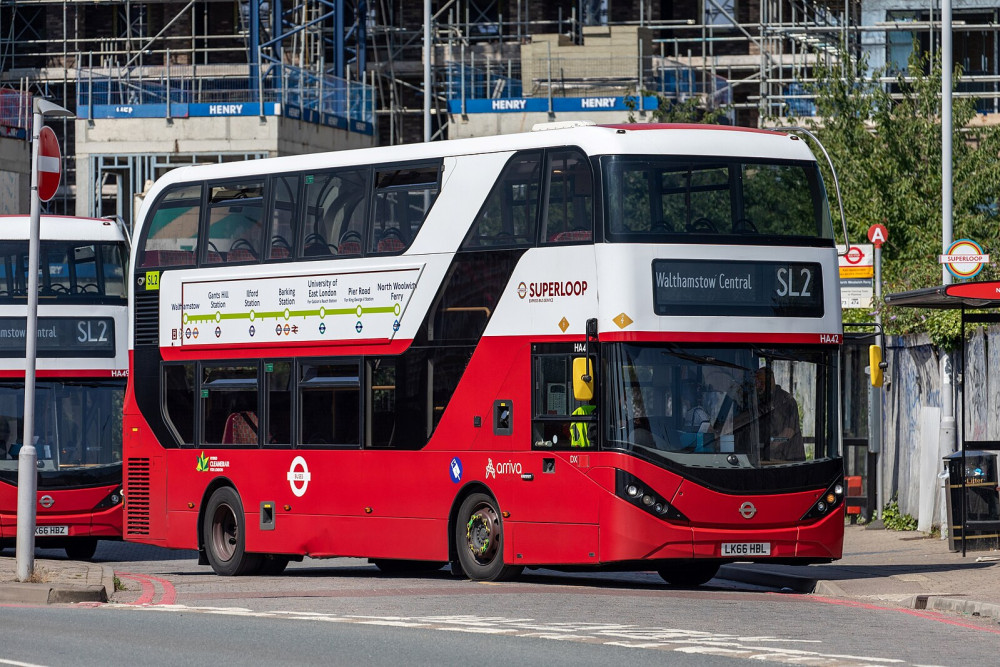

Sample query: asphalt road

[2,541,999,666]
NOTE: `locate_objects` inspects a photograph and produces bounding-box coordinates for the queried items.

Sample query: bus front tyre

[203,487,261,576]
[454,493,523,582]
[657,562,720,587]
[65,538,98,561]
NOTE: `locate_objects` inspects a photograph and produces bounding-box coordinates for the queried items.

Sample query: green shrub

[882,499,918,531]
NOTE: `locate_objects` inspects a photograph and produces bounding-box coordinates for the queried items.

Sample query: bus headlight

[616,470,688,523]
[800,478,845,521]
[94,486,124,510]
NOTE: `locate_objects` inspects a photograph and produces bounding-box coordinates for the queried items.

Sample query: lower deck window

[203,364,259,446]
[298,361,360,446]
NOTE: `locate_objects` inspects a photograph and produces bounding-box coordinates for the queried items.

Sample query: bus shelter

[884,281,1000,555]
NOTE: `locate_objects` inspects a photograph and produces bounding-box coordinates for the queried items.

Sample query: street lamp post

[16,97,74,582]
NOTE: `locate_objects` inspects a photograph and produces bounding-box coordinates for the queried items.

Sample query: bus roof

[141,123,819,204]
[0,215,128,242]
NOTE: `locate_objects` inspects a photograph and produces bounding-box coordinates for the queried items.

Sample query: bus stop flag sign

[36,126,61,202]
[940,239,990,280]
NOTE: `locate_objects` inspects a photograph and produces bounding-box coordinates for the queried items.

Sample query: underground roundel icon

[287,456,311,497]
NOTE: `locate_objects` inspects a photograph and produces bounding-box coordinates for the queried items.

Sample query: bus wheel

[455,493,523,582]
[657,562,720,587]
[203,487,261,576]
[258,555,290,575]
[65,538,98,561]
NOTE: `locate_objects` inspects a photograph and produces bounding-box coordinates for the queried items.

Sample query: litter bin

[943,451,1000,553]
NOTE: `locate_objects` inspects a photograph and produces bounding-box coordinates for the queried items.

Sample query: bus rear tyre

[65,538,98,561]
[203,487,262,576]
[657,562,720,587]
[455,493,523,582]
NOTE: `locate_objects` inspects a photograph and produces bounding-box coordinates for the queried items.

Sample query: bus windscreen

[603,156,834,242]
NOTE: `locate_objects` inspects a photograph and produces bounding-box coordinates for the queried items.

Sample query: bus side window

[370,163,441,254]
[139,185,202,268]
[265,361,292,445]
[202,364,260,446]
[205,180,265,265]
[268,175,299,261]
[541,149,593,244]
[298,361,360,447]
[461,151,541,249]
[163,363,196,446]
[302,168,369,259]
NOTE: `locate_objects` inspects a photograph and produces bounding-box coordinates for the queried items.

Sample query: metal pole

[166,49,172,121]
[16,107,44,582]
[938,0,957,536]
[547,41,553,117]
[872,245,884,520]
[461,42,467,116]
[424,0,432,142]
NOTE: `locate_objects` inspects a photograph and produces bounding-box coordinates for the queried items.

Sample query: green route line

[183,304,400,324]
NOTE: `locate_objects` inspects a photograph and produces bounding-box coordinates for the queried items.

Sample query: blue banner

[446,96,659,114]
[79,102,282,119]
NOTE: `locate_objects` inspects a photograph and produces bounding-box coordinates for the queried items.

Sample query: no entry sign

[36,126,61,202]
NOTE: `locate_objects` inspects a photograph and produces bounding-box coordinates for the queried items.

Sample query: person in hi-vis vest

[570,403,597,447]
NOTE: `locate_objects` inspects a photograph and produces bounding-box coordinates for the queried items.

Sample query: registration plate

[721,542,770,556]
[35,525,69,536]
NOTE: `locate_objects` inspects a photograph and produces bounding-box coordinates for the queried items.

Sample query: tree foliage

[793,48,1000,348]
[624,88,730,125]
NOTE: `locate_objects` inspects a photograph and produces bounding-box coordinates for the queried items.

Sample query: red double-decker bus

[124,123,846,583]
[0,215,129,560]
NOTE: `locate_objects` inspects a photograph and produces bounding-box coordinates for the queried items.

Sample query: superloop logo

[518,279,589,301]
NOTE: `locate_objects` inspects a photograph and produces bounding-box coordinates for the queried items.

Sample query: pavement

[1,524,998,622]
[0,554,114,604]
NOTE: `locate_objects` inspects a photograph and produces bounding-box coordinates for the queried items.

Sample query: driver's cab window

[204,180,265,265]
[531,350,597,449]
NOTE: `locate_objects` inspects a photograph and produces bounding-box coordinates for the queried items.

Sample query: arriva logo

[485,457,522,478]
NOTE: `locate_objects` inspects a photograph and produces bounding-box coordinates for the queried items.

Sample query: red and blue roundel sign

[940,239,989,280]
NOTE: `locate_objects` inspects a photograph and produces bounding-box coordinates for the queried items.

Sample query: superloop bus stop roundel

[884,281,1000,556]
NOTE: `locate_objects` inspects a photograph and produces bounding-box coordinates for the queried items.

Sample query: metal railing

[0,87,32,137]
[442,55,732,110]
[76,62,374,125]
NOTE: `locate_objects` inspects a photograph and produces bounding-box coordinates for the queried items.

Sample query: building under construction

[1,1,998,224]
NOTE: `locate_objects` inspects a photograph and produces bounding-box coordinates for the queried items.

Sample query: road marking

[0,659,49,667]
[103,606,906,665]
[116,572,177,606]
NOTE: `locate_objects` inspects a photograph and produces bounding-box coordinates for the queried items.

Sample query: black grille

[134,290,160,346]
[125,458,151,536]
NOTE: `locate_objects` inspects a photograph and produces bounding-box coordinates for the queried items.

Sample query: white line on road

[103,605,908,665]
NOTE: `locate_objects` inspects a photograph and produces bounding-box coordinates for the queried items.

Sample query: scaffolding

[3,1,1000,219]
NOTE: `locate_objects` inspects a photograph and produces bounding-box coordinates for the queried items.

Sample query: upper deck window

[603,156,833,243]
[462,151,541,249]
[205,181,265,264]
[0,240,126,303]
[301,168,369,259]
[541,149,593,244]
[370,163,441,255]
[139,185,202,268]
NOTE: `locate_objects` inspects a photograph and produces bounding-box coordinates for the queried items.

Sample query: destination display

[175,267,421,347]
[652,259,824,318]
[0,317,116,357]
